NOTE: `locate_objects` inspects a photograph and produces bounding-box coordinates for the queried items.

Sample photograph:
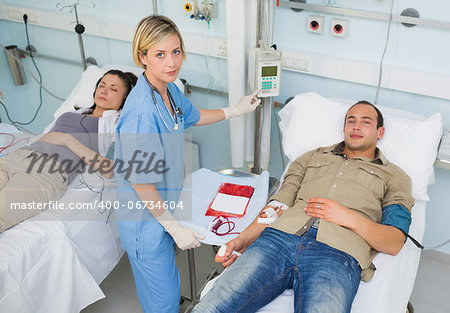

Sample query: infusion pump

[248,47,282,98]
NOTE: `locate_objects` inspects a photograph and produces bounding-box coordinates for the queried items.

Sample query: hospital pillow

[278,92,442,201]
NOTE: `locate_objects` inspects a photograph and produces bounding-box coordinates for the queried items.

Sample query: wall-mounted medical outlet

[183,1,195,14]
[203,2,217,20]
[331,19,348,38]
[185,1,217,22]
[307,16,324,34]
[8,8,40,24]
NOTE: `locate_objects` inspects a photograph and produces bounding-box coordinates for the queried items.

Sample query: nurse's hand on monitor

[156,210,205,250]
[221,89,262,119]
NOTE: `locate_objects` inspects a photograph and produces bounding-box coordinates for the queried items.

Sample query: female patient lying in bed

[0,70,137,233]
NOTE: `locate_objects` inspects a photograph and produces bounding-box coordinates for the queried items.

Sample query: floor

[81,244,224,313]
[409,250,450,313]
[81,248,450,313]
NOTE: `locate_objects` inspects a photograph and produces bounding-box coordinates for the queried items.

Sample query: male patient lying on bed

[193,101,414,313]
[0,70,137,233]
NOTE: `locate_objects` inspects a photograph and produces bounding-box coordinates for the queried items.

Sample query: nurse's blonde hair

[132,15,186,68]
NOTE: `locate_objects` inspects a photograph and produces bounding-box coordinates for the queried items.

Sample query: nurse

[115,15,261,313]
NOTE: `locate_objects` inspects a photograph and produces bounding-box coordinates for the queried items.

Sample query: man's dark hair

[345,100,384,128]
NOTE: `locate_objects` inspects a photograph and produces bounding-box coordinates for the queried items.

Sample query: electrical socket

[331,19,348,38]
[307,16,324,34]
[216,45,227,57]
[8,8,39,24]
[282,55,310,72]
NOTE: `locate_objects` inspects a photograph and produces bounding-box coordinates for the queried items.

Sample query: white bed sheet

[0,172,123,313]
[41,183,123,284]
[351,204,425,312]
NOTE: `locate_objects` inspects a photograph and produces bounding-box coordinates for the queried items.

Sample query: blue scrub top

[115,74,200,256]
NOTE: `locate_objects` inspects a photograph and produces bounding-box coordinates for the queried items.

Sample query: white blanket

[0,173,123,313]
[0,219,104,313]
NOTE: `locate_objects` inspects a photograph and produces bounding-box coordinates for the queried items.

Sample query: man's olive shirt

[269,142,415,282]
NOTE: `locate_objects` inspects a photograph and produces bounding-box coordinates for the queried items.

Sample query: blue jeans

[193,227,361,313]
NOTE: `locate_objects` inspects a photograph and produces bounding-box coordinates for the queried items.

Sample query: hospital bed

[0,64,150,313]
[199,92,443,313]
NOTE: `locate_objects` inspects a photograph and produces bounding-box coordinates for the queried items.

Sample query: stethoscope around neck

[143,73,183,132]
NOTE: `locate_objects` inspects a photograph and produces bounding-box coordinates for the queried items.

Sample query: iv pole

[73,4,87,70]
[252,0,274,174]
[152,0,158,14]
[253,0,264,174]
[56,1,96,70]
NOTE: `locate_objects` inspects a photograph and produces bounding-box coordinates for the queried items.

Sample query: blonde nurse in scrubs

[115,15,261,313]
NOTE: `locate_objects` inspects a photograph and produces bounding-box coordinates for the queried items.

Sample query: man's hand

[305,197,406,254]
[304,197,357,229]
[214,203,282,268]
[215,237,246,268]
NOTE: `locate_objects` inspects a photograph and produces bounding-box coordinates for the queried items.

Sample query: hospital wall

[1,0,450,254]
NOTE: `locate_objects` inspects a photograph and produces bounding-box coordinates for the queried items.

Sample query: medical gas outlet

[184,1,194,13]
[307,16,324,34]
[183,1,217,22]
[331,19,348,38]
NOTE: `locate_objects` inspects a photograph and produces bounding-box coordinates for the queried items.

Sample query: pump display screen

[261,66,277,77]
